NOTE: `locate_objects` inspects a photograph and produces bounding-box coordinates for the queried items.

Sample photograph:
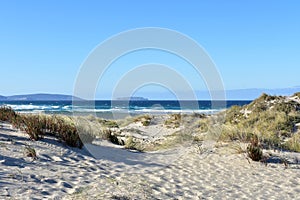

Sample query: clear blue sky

[0,0,299,98]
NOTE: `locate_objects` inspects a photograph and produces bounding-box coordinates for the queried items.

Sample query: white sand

[1,122,300,199]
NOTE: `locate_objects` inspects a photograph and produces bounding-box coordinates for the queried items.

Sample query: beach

[1,112,300,199]
[2,0,300,199]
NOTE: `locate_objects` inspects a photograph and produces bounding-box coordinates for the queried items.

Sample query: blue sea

[0,100,251,119]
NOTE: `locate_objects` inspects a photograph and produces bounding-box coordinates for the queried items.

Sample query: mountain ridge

[0,93,82,101]
[132,87,300,100]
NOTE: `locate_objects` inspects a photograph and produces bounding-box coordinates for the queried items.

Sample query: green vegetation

[246,135,263,161]
[123,131,192,152]
[101,129,123,145]
[0,106,84,148]
[164,113,182,128]
[2,92,300,155]
[97,119,119,128]
[293,92,300,98]
[132,114,152,126]
[219,93,300,153]
[118,114,152,127]
[124,136,144,151]
[142,132,193,152]
[0,106,18,123]
[284,133,300,152]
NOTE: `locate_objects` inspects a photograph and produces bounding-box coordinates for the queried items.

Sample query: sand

[1,121,300,200]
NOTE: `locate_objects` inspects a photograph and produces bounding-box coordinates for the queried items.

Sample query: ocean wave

[1,102,226,115]
[130,108,220,114]
[3,104,63,111]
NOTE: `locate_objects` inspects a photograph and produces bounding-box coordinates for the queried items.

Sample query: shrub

[0,107,86,148]
[124,136,148,152]
[0,106,18,123]
[124,136,139,151]
[272,101,300,114]
[197,120,209,133]
[220,94,300,151]
[284,133,300,152]
[245,93,277,113]
[11,114,26,130]
[164,114,181,128]
[192,112,206,118]
[219,125,253,142]
[22,115,45,141]
[133,115,152,126]
[224,105,243,124]
[293,92,300,98]
[247,135,263,161]
[141,119,151,126]
[101,129,123,145]
[98,119,119,128]
[52,116,83,148]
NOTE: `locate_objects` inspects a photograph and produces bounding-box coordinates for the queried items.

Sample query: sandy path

[68,147,300,200]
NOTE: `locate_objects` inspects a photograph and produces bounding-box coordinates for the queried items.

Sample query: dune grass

[2,93,300,155]
[218,93,300,152]
[118,114,153,127]
[164,113,182,128]
[0,106,18,123]
[0,106,84,148]
[23,144,38,160]
[284,133,300,152]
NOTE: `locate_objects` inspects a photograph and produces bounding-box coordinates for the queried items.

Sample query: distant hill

[225,87,300,100]
[0,95,7,100]
[0,94,82,101]
[141,87,300,100]
[116,97,149,101]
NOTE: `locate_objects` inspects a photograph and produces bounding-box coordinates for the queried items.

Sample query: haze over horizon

[1,85,300,101]
[1,1,299,99]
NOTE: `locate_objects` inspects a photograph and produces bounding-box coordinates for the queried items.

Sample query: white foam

[2,103,223,115]
[5,104,47,110]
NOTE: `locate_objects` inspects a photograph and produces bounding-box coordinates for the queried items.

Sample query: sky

[0,0,299,99]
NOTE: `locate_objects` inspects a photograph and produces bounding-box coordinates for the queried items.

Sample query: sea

[0,100,252,119]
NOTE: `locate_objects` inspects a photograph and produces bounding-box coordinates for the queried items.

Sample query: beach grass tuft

[164,113,181,128]
[0,106,84,148]
[133,114,153,126]
[124,136,144,151]
[246,135,263,161]
[23,145,38,160]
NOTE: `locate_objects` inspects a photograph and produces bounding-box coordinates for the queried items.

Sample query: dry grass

[0,107,85,148]
[119,114,153,127]
[0,106,18,123]
[164,114,182,128]
[284,133,300,152]
[246,135,263,161]
[2,93,300,154]
[23,145,38,160]
[218,93,300,152]
[124,136,144,152]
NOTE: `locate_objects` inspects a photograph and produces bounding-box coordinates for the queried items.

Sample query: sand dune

[1,122,300,199]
